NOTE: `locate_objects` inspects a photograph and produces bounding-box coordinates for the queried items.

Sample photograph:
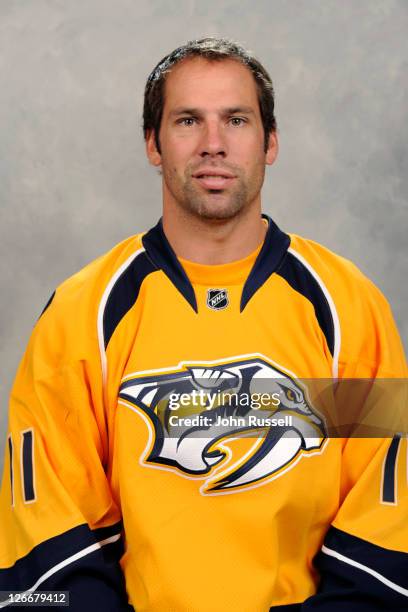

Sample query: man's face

[146,57,278,221]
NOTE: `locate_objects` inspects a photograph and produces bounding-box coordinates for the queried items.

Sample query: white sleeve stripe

[288,247,341,379]
[322,544,408,598]
[0,533,122,608]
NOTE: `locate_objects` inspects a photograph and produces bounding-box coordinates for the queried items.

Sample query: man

[0,38,407,611]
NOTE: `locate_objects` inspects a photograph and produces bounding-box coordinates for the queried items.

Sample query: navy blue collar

[142,214,290,313]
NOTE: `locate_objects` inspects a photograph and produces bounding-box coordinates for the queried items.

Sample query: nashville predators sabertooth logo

[119,356,327,495]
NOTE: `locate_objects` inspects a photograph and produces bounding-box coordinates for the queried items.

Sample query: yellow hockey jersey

[0,215,407,611]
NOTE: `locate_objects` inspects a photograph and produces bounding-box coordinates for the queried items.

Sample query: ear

[145,130,162,166]
[265,131,278,165]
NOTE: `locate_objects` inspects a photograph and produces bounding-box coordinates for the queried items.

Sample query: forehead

[162,57,260,112]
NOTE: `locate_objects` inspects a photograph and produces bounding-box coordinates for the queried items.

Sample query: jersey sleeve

[302,436,408,610]
[302,277,408,609]
[0,293,133,610]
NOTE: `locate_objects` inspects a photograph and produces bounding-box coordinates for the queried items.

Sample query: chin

[195,208,243,221]
[186,193,247,221]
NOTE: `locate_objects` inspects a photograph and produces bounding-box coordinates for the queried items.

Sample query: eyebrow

[169,106,255,117]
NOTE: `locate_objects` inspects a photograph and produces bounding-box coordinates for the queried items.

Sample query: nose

[198,120,226,158]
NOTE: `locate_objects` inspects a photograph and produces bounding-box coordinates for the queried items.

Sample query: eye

[229,117,246,127]
[285,389,296,402]
[177,117,196,126]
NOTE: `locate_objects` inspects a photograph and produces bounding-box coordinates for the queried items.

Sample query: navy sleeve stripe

[322,527,408,586]
[0,534,123,609]
[7,436,13,507]
[277,249,340,376]
[102,250,157,350]
[97,247,157,386]
[307,526,408,607]
[382,434,402,504]
[21,430,35,503]
[321,543,408,597]
[0,521,124,604]
[38,291,55,319]
[30,531,121,592]
[269,605,301,610]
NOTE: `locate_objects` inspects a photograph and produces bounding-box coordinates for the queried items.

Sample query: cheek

[161,132,195,159]
[239,154,265,178]
[231,133,265,163]
[161,159,187,186]
[162,151,192,177]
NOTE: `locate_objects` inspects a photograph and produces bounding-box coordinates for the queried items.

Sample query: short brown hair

[143,37,277,154]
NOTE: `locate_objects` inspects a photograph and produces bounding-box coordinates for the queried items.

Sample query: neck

[162,204,266,265]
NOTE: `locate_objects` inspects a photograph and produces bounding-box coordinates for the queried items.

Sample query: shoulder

[287,234,405,376]
[54,233,146,304]
[41,231,156,318]
[287,233,389,310]
[32,232,150,360]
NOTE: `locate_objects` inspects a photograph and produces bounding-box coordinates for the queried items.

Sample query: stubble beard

[164,163,266,222]
[182,175,248,220]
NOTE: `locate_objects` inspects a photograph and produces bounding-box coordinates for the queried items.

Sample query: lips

[192,168,236,190]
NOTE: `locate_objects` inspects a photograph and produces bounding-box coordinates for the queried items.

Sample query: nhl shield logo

[207,288,229,310]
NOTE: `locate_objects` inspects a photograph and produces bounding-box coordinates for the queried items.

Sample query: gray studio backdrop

[1,0,407,472]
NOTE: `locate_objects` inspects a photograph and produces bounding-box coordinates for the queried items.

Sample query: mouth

[192,170,236,191]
